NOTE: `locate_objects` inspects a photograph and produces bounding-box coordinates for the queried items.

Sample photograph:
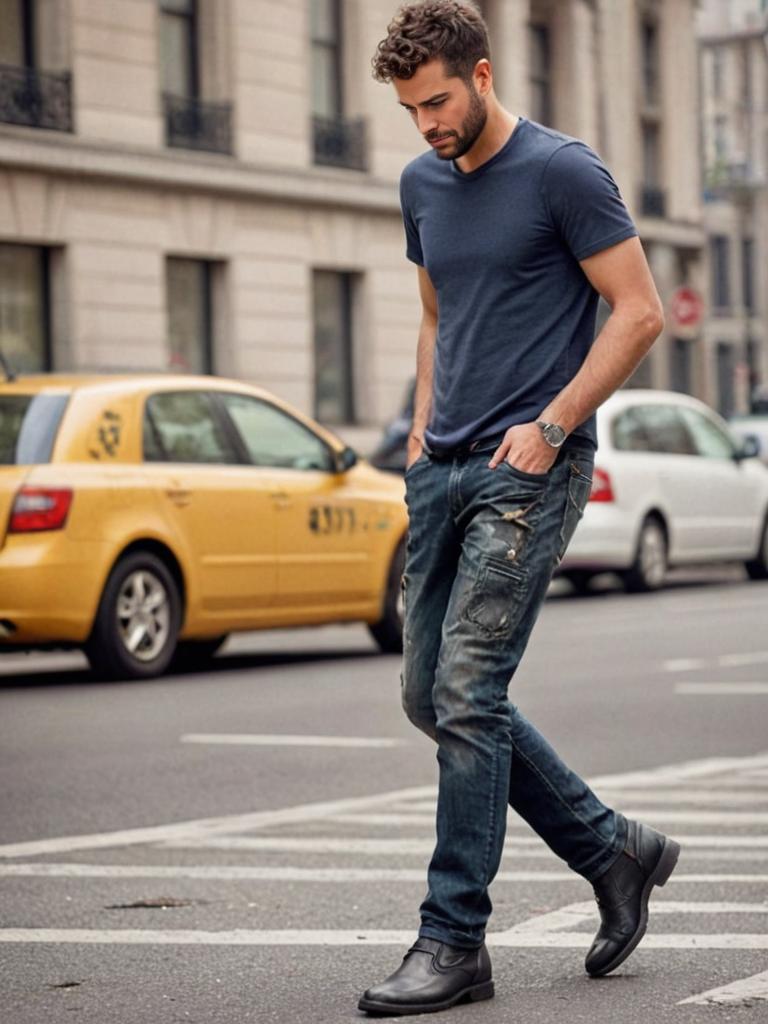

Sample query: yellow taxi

[0,374,407,679]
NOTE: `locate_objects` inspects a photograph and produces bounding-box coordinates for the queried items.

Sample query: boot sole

[587,835,681,978]
[358,979,494,1016]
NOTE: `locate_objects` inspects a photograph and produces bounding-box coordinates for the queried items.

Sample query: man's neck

[454,106,519,175]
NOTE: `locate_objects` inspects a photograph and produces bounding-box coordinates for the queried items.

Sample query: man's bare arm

[489,236,664,472]
[407,265,438,468]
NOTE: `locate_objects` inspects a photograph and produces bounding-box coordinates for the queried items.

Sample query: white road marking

[332,808,768,827]
[679,969,768,1005]
[663,658,708,672]
[179,734,406,749]
[163,834,768,853]
[587,751,768,789]
[1,929,767,949]
[0,784,438,859]
[662,651,768,673]
[0,864,766,883]
[4,751,767,860]
[676,683,768,695]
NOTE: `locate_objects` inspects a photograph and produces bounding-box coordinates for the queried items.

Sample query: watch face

[543,423,566,447]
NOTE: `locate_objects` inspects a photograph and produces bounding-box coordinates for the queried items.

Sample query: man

[358,1,680,1017]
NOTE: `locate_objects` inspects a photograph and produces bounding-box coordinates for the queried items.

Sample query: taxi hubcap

[116,570,170,662]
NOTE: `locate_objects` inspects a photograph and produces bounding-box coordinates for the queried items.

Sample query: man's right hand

[405,440,424,472]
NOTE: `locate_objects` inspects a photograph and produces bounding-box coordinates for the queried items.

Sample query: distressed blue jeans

[402,439,627,949]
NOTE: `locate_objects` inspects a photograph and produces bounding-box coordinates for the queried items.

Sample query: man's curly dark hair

[371,1,490,84]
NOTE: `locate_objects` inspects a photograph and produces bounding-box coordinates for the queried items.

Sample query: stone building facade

[0,0,708,450]
[698,0,768,416]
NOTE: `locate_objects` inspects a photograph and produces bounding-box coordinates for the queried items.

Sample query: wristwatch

[536,420,567,448]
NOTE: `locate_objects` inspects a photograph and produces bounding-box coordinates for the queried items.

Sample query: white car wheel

[623,518,667,593]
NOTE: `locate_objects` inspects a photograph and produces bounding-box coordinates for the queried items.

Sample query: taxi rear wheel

[368,540,405,654]
[85,552,181,680]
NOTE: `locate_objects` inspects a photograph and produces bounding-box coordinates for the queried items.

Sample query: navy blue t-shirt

[399,117,638,451]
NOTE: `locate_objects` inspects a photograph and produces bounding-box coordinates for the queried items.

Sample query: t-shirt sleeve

[541,142,638,261]
[399,173,424,266]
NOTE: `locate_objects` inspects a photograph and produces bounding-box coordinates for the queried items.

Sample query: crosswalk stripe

[2,863,768,883]
[678,969,768,1005]
[1,929,767,949]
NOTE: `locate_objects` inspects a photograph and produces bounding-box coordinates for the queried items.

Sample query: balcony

[312,115,367,172]
[0,64,72,132]
[639,184,666,219]
[163,94,232,155]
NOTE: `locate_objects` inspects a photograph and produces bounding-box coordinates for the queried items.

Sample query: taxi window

[143,391,241,464]
[0,394,69,464]
[218,393,334,472]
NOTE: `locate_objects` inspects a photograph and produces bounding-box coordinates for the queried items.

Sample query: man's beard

[429,86,487,161]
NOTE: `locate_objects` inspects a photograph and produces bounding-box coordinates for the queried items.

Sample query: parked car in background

[0,374,407,679]
[729,414,768,467]
[560,390,768,592]
[369,378,414,474]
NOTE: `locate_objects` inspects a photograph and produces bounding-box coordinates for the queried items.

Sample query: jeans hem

[418,924,484,950]
[577,812,629,883]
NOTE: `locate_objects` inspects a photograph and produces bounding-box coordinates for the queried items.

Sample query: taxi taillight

[9,488,73,533]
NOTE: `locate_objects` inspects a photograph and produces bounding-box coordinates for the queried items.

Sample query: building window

[0,243,51,374]
[670,338,693,395]
[641,18,660,108]
[528,23,552,126]
[310,0,366,170]
[159,0,231,154]
[0,0,72,131]
[165,258,215,374]
[712,45,724,100]
[639,122,665,217]
[312,270,356,424]
[715,342,735,418]
[742,237,755,314]
[710,235,731,313]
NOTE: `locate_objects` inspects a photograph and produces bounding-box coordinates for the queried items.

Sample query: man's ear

[473,58,493,96]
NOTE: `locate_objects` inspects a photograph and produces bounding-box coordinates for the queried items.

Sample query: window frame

[310,0,344,119]
[159,0,200,100]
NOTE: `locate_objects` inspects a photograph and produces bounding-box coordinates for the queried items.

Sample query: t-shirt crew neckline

[449,116,528,181]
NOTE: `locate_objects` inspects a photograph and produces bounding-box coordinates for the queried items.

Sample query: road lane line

[180,734,407,749]
[1,929,767,949]
[587,751,768,789]
[0,784,438,859]
[679,969,768,1005]
[662,658,708,672]
[675,683,768,695]
[0,864,766,883]
[3,751,766,859]
[161,835,768,853]
[719,651,768,668]
[332,809,768,826]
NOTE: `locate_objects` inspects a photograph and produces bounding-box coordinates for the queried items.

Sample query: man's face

[394,59,487,161]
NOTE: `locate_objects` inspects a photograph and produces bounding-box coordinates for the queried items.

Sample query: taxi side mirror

[334,446,358,473]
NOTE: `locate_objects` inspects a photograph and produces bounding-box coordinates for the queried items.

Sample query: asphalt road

[1,568,768,1023]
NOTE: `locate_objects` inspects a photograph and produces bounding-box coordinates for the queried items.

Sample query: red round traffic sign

[669,286,704,329]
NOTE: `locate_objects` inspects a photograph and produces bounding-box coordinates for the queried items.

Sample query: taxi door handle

[165,487,192,507]
[270,490,292,509]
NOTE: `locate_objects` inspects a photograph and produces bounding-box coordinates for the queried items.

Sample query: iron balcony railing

[0,64,72,132]
[312,114,367,172]
[639,184,666,219]
[163,93,232,155]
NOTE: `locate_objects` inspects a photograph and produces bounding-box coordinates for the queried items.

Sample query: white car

[559,390,768,592]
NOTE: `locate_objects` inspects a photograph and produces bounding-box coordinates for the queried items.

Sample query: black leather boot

[586,818,681,977]
[358,937,494,1016]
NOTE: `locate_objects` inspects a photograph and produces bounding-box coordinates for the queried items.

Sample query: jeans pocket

[497,460,550,485]
[404,451,430,480]
[464,558,529,640]
[557,458,594,560]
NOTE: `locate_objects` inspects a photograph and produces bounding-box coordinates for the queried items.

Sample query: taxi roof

[0,372,277,402]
